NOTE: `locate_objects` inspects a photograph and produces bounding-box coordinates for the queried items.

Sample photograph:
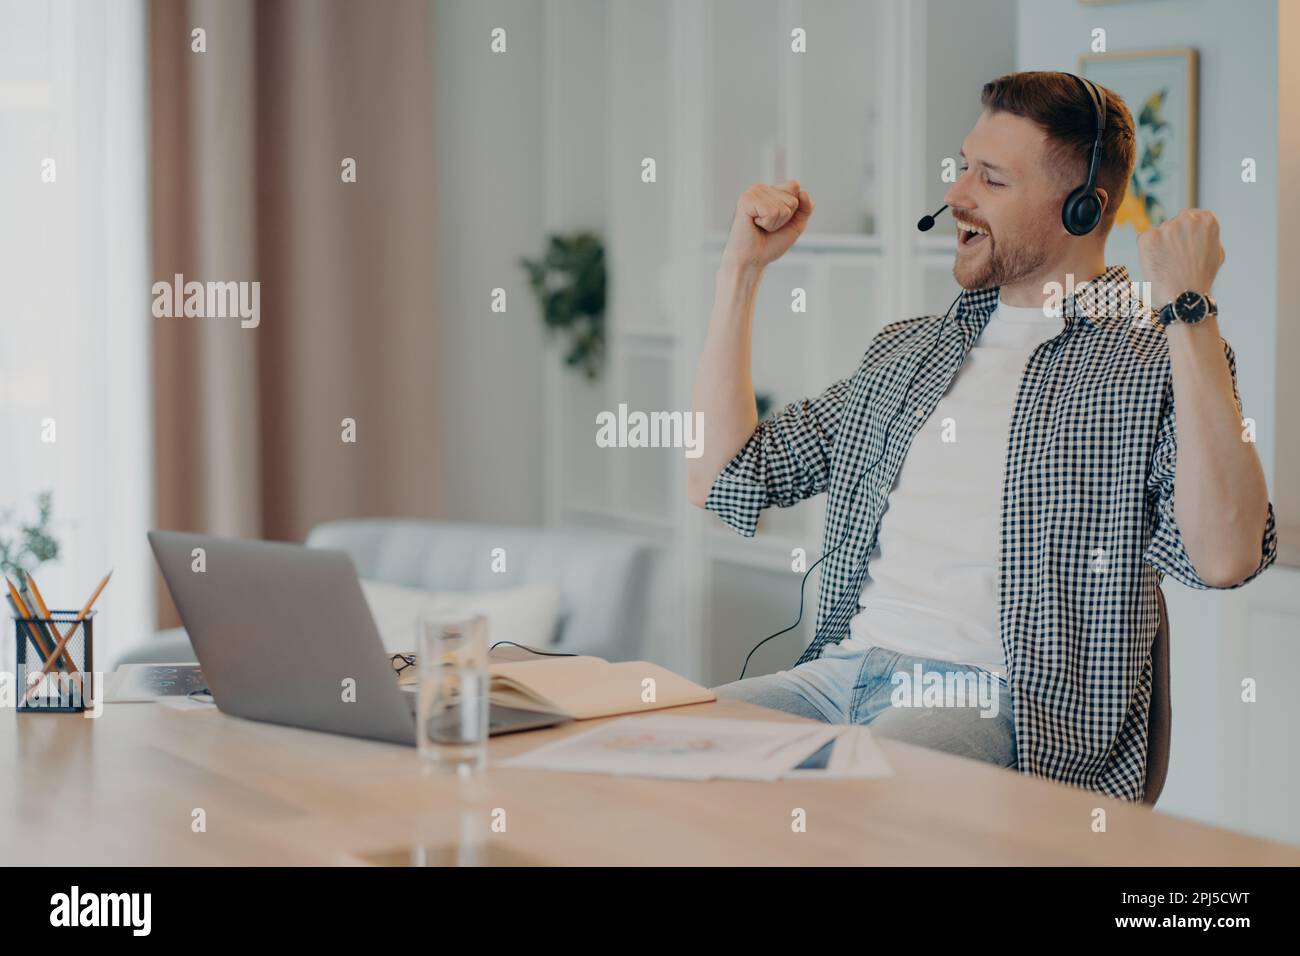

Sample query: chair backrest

[1142,585,1172,806]
[305,518,652,662]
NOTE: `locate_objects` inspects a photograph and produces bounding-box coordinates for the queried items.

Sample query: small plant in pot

[520,231,607,381]
[0,491,60,582]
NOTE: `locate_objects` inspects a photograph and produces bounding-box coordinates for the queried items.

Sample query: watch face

[1174,290,1208,324]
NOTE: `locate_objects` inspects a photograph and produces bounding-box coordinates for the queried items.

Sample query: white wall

[1018,0,1295,843]
[1278,0,1300,531]
[434,0,548,525]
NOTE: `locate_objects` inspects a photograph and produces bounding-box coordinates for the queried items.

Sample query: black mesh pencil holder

[14,610,95,713]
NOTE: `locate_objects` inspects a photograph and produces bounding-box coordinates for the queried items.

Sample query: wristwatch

[1156,290,1217,327]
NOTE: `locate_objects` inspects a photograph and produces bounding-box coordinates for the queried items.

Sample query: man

[689,71,1276,801]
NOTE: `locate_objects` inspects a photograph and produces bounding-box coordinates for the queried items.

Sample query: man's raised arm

[687,180,814,506]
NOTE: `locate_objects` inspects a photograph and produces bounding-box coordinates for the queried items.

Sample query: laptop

[148,530,571,745]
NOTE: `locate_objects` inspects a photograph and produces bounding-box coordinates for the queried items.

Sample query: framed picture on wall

[1079,48,1198,277]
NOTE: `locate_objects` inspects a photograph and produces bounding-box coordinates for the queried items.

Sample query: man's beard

[953,233,1051,291]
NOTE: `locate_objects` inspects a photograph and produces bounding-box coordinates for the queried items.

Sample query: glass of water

[415,613,489,775]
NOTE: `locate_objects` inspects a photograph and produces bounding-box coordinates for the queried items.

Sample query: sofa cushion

[306,519,650,661]
[359,578,563,654]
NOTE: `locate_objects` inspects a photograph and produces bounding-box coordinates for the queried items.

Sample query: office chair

[1142,584,1172,806]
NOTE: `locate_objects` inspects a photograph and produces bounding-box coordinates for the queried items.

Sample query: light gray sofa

[115,518,652,668]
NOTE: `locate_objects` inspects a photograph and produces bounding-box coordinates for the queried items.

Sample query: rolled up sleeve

[704,374,855,537]
[1142,337,1278,588]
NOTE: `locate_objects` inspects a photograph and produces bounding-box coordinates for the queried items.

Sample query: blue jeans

[712,642,1017,768]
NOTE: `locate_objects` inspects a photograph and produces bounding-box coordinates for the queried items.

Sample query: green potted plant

[520,231,607,381]
[0,491,60,581]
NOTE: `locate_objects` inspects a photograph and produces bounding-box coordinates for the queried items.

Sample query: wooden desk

[5,695,1299,866]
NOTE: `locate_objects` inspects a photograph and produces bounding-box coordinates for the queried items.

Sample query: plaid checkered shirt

[704,264,1278,801]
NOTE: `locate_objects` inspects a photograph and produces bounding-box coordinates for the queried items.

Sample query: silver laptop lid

[148,530,415,746]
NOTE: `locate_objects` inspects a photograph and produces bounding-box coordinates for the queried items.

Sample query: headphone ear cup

[1062,187,1103,236]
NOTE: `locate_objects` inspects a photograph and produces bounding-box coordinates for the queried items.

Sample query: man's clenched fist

[722,180,815,271]
[1137,208,1225,311]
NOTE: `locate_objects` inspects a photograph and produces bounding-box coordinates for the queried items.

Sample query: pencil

[25,573,78,673]
[5,577,61,667]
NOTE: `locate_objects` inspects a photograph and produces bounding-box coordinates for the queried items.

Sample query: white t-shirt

[841,300,1063,677]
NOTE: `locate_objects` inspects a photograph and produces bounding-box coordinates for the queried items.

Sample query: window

[0,0,152,667]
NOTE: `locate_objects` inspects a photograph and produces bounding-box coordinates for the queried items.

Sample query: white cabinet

[1216,569,1300,845]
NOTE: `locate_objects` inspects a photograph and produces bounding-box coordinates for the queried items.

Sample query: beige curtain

[150,0,440,625]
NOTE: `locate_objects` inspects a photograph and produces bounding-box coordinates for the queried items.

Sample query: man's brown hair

[980,70,1137,232]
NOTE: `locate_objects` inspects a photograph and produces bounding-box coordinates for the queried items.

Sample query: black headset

[1061,72,1107,236]
[919,72,1109,238]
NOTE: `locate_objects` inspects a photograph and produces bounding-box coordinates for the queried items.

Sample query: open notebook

[398,654,715,720]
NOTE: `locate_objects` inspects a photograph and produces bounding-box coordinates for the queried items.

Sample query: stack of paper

[496,715,892,781]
